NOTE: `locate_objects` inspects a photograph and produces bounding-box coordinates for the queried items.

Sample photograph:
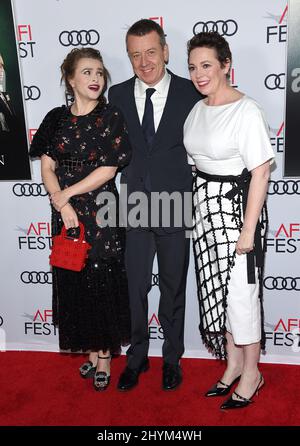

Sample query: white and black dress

[184,96,275,359]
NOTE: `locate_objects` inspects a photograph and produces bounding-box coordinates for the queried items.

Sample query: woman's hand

[60,203,79,229]
[50,190,70,211]
[235,228,254,255]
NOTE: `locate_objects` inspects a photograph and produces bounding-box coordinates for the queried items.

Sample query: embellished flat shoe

[93,355,111,391]
[205,375,241,397]
[79,361,97,379]
[220,374,265,410]
[94,371,111,391]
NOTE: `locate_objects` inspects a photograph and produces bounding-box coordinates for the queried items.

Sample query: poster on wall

[284,0,300,177]
[0,0,31,180]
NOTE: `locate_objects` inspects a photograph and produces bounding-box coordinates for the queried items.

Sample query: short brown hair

[60,47,110,97]
[187,32,232,79]
[126,19,166,48]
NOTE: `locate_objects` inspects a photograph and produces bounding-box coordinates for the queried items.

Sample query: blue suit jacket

[108,70,201,231]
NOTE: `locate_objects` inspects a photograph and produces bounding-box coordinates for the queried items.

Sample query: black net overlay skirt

[192,168,268,359]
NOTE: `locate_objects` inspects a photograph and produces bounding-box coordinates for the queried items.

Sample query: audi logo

[59,29,100,47]
[13,183,47,197]
[21,271,52,284]
[24,85,41,101]
[152,273,159,287]
[264,73,285,90]
[264,276,300,291]
[268,180,300,195]
[0,316,3,327]
[193,20,238,37]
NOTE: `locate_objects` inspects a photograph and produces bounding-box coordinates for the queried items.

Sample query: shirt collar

[135,70,171,97]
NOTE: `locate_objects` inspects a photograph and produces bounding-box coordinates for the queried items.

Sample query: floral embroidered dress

[30,102,132,353]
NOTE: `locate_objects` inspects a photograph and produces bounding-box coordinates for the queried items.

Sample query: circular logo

[24,85,41,100]
[268,180,300,195]
[193,20,238,36]
[59,29,100,47]
[13,183,47,197]
[0,316,3,327]
[264,276,300,291]
[264,73,285,90]
[21,271,52,284]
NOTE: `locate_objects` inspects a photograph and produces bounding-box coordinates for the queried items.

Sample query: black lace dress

[30,102,131,353]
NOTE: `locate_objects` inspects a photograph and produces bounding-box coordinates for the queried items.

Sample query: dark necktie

[142,88,156,148]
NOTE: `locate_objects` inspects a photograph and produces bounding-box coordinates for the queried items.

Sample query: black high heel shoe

[79,361,97,379]
[94,355,111,391]
[220,374,265,410]
[205,375,241,397]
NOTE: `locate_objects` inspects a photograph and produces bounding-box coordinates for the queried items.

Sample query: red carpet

[0,352,299,426]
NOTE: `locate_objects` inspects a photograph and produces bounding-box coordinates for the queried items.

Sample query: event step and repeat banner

[0,0,299,365]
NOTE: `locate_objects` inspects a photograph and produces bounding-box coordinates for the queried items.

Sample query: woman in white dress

[183,32,275,410]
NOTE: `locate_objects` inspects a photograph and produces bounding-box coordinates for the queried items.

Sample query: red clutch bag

[49,222,91,272]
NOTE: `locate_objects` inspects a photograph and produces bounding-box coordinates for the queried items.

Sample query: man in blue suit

[109,19,200,391]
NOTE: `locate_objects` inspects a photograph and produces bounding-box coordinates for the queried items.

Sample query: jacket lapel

[124,77,148,153]
[151,71,179,152]
[124,72,180,153]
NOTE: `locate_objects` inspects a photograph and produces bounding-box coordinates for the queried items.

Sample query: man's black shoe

[162,363,182,391]
[117,358,150,391]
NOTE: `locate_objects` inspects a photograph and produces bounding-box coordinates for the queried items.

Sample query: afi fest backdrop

[0,0,299,365]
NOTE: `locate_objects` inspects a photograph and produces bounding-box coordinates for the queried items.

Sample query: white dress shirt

[134,70,171,132]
